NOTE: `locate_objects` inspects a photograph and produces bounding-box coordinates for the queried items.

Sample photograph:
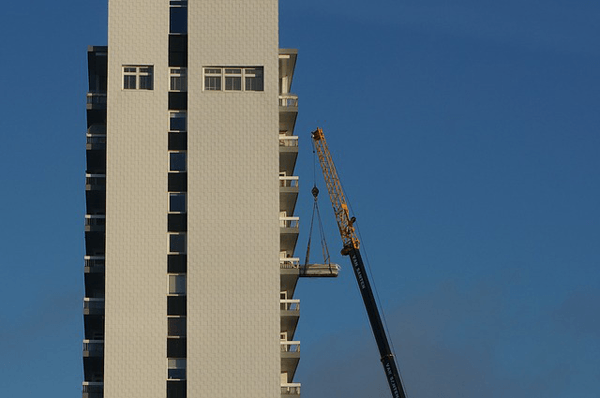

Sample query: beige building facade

[83,1,301,397]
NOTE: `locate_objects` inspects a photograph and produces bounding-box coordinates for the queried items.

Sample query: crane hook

[312,185,319,199]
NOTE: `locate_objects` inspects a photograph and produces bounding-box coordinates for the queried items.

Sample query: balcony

[84,256,105,296]
[280,217,299,229]
[280,257,299,269]
[279,135,299,175]
[86,172,106,215]
[281,341,300,354]
[87,124,106,151]
[86,140,106,174]
[87,92,107,110]
[280,299,300,313]
[82,382,103,398]
[279,135,298,148]
[85,229,105,257]
[279,94,298,135]
[281,383,301,396]
[281,299,300,341]
[86,174,106,191]
[279,94,298,108]
[280,176,299,215]
[83,340,104,357]
[280,258,300,298]
[84,256,105,274]
[83,298,105,316]
[279,176,298,189]
[85,215,105,232]
[86,134,106,150]
[279,49,298,94]
[84,314,104,341]
[280,217,299,254]
[281,341,301,380]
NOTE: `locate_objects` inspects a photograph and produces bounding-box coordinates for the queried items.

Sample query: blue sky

[1,1,599,397]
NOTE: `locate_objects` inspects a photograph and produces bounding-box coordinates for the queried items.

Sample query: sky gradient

[0,1,599,397]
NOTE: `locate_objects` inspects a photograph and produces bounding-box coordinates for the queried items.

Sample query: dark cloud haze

[298,278,598,397]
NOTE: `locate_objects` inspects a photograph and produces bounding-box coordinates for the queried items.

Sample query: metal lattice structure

[311,127,360,252]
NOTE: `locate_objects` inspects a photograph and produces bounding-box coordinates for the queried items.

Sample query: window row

[122,66,264,92]
[204,67,263,91]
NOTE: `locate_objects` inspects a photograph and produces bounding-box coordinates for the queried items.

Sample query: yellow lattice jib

[311,128,360,252]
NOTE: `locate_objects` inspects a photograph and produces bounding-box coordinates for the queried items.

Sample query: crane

[311,127,408,398]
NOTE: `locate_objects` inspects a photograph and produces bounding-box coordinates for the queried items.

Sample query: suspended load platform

[299,263,340,277]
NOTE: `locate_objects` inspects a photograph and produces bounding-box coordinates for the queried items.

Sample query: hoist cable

[303,194,317,268]
[306,138,333,269]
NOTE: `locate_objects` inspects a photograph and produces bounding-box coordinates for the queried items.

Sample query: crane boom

[311,127,408,398]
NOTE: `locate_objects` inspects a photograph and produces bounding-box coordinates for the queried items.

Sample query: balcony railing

[279,176,299,188]
[86,174,106,189]
[280,257,300,269]
[83,340,104,356]
[87,92,107,105]
[280,299,300,312]
[84,298,105,314]
[85,215,106,232]
[280,341,301,353]
[88,125,106,135]
[280,217,299,228]
[279,136,299,147]
[86,134,106,145]
[281,383,301,395]
[85,215,106,226]
[279,94,298,108]
[82,382,103,398]
[84,256,105,273]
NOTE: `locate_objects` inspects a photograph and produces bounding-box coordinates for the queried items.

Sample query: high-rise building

[83,1,303,397]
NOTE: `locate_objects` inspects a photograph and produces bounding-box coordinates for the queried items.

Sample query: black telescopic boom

[311,127,408,397]
[347,247,407,398]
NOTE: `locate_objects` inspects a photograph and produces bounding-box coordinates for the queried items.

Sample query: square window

[123,65,154,90]
[170,68,187,91]
[170,112,186,131]
[169,234,186,253]
[245,67,263,91]
[169,1,188,34]
[168,317,187,337]
[169,193,186,213]
[168,358,186,380]
[169,152,186,172]
[168,274,186,295]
